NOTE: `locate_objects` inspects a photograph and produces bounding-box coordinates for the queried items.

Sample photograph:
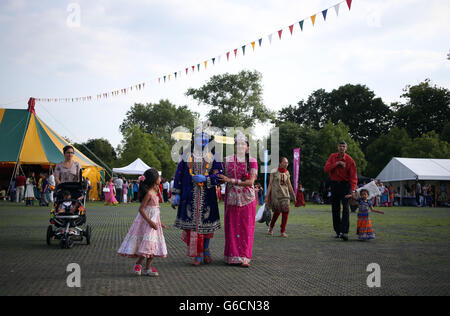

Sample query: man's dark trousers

[331,181,351,235]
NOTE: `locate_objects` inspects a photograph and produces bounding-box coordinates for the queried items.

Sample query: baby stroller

[46,181,91,249]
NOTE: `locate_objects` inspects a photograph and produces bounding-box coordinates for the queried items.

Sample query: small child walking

[118,168,167,276]
[347,189,382,241]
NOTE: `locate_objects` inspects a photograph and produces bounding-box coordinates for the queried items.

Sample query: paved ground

[0,201,449,296]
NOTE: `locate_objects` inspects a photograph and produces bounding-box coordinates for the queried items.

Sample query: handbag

[102,187,110,193]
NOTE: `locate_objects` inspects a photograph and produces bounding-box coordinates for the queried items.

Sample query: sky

[1,0,449,149]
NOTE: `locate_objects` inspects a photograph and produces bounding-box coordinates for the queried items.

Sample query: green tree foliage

[73,138,118,170]
[272,121,366,192]
[401,131,450,159]
[365,127,412,178]
[276,84,393,149]
[392,79,450,138]
[118,126,176,179]
[186,70,274,129]
[119,100,198,144]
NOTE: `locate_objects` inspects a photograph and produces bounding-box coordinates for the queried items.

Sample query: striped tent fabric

[0,108,101,168]
[0,108,104,201]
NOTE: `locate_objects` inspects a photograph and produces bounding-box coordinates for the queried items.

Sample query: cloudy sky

[1,0,449,148]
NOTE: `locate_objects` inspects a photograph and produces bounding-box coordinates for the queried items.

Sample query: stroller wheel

[85,225,91,245]
[46,225,53,246]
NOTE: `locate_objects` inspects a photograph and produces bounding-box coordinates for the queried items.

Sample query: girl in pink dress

[118,169,167,276]
[104,179,118,206]
[219,133,258,267]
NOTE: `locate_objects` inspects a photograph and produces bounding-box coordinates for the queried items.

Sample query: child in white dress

[117,169,167,276]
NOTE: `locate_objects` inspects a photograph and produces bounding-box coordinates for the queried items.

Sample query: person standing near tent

[54,146,81,184]
[104,178,118,206]
[324,141,358,241]
[48,170,55,206]
[15,172,26,203]
[24,172,36,206]
[172,129,222,266]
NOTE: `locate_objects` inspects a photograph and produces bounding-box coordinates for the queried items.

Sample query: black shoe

[342,233,348,241]
[335,234,341,239]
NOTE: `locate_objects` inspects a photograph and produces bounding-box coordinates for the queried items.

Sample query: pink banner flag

[293,148,301,193]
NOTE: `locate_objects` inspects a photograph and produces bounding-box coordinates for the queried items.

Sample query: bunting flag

[334,3,340,16]
[33,0,353,103]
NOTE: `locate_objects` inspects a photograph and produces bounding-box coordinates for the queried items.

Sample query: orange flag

[251,41,255,51]
[311,14,316,26]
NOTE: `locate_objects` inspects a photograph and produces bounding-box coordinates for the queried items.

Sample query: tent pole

[6,110,32,199]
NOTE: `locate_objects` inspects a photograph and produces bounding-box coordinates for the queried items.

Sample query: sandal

[203,249,212,264]
[281,232,288,238]
[267,228,273,236]
[191,257,202,266]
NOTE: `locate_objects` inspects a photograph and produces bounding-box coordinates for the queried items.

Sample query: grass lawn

[0,200,449,296]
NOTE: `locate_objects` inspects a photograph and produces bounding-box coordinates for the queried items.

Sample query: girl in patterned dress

[118,168,167,276]
[347,189,379,241]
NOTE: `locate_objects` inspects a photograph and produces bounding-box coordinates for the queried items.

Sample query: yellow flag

[311,14,316,26]
[251,41,255,51]
[204,60,207,69]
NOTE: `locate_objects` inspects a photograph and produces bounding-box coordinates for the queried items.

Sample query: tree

[392,79,450,138]
[119,100,199,144]
[118,125,176,179]
[270,121,366,192]
[364,127,412,178]
[327,84,393,149]
[275,89,330,129]
[276,84,393,149]
[316,121,367,175]
[401,131,450,159]
[73,138,118,171]
[186,70,274,129]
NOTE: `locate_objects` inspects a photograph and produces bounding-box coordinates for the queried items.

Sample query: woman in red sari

[219,133,258,267]
[295,183,306,207]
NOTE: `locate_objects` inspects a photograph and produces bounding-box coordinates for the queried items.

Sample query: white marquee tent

[376,158,450,182]
[376,158,450,206]
[112,158,158,175]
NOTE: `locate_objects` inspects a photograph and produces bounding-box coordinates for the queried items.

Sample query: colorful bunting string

[34,0,352,103]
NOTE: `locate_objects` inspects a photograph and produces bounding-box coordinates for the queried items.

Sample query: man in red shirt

[324,141,358,241]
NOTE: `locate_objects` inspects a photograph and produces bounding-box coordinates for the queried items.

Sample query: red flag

[278,29,283,39]
[234,48,238,57]
[226,52,230,61]
[289,25,294,35]
[346,0,352,10]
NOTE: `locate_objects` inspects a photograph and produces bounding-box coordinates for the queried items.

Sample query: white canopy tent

[377,158,450,182]
[112,158,160,175]
[376,158,450,206]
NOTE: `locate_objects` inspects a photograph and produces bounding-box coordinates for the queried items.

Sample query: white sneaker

[144,267,159,277]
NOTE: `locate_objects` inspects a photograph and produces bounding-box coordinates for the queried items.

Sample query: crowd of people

[3,171,57,207]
